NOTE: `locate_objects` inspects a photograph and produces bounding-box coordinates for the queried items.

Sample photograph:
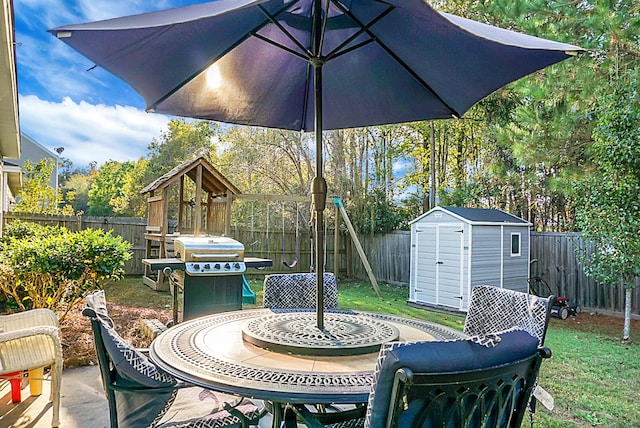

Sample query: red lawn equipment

[528,276,581,320]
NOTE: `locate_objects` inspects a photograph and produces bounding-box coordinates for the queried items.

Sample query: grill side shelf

[143,258,186,271]
[245,257,273,269]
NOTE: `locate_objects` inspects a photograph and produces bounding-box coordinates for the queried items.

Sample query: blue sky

[14,0,214,167]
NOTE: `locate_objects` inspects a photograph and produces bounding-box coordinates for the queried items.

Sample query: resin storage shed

[408,206,531,312]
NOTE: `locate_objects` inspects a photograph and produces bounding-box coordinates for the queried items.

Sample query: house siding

[16,134,57,189]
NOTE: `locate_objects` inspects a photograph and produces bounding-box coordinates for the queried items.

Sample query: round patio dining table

[149,308,465,427]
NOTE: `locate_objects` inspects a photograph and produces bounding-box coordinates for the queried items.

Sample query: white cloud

[14,0,216,168]
[19,95,171,167]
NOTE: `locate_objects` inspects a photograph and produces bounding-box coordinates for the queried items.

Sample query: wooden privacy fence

[529,232,640,317]
[3,213,638,317]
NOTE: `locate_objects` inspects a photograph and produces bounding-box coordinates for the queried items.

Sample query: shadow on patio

[0,367,278,428]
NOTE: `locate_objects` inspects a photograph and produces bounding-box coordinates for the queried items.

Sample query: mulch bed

[61,302,172,368]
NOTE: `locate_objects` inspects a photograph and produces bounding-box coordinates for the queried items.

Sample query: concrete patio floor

[0,366,108,427]
[0,366,283,427]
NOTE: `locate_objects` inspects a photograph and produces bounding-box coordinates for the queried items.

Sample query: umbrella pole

[312,64,326,331]
[311,0,326,331]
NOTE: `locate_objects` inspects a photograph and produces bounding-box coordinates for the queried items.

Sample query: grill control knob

[233,263,240,270]
[204,263,210,270]
[214,263,221,270]
[193,264,200,271]
[224,263,231,270]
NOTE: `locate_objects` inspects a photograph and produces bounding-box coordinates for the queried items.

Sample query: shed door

[437,224,464,309]
[414,224,464,309]
[414,225,438,304]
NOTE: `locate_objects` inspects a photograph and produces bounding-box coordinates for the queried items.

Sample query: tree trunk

[623,287,631,341]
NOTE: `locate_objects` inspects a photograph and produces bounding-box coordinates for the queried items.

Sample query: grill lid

[174,236,245,262]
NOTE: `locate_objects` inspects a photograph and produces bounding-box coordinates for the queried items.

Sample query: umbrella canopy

[50,0,582,329]
[50,0,581,130]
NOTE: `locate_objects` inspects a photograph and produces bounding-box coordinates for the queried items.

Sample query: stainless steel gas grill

[143,236,272,322]
[175,236,246,276]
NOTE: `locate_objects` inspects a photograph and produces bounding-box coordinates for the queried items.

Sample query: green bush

[0,221,131,320]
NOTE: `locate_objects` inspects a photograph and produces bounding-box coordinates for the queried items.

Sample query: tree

[220,126,313,196]
[61,163,97,215]
[573,70,640,341]
[87,160,134,216]
[119,158,149,217]
[13,159,58,214]
[436,0,612,229]
[144,119,219,182]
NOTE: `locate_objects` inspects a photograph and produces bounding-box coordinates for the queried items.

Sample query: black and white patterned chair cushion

[100,323,176,387]
[88,291,176,387]
[263,273,338,309]
[464,285,551,346]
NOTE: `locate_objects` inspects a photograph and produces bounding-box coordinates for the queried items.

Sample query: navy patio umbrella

[50,0,582,329]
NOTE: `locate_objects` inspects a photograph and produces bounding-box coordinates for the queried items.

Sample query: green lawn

[104,277,639,427]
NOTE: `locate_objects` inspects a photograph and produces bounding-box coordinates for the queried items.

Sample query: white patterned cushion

[100,323,176,387]
[464,285,550,346]
[263,273,338,309]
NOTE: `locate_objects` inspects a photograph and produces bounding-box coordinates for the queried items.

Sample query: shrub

[0,221,131,321]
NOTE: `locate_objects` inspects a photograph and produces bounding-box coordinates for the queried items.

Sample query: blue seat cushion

[365,330,539,428]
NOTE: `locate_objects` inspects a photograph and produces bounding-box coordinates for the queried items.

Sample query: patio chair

[83,290,265,428]
[0,308,62,427]
[263,272,338,309]
[463,285,554,416]
[282,329,550,428]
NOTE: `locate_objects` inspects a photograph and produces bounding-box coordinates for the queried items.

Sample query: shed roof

[139,156,241,196]
[410,206,531,226]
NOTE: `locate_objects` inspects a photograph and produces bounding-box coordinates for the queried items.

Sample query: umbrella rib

[327,38,374,61]
[377,40,462,118]
[315,0,330,58]
[251,32,310,61]
[301,60,312,132]
[257,3,313,59]
[324,2,393,62]
[329,0,462,117]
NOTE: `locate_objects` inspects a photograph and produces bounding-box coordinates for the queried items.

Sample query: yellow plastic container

[28,367,44,396]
